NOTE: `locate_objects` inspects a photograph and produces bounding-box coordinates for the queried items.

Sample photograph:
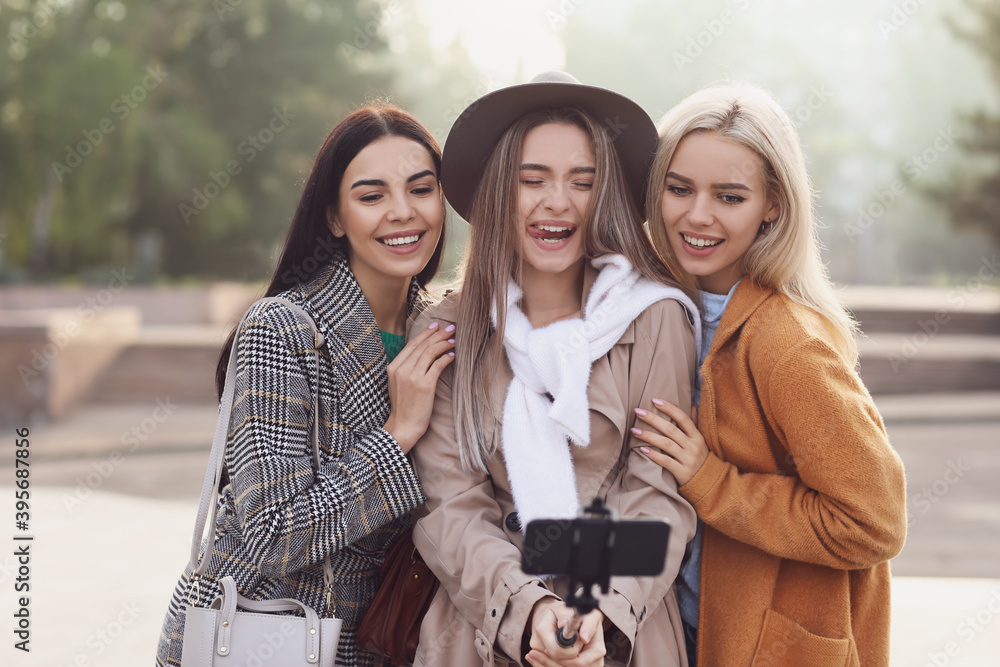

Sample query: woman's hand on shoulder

[631,400,708,486]
[526,599,606,667]
[383,321,455,454]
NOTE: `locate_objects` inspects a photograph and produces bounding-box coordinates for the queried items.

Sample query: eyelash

[520,179,593,189]
[358,185,435,203]
[667,185,745,204]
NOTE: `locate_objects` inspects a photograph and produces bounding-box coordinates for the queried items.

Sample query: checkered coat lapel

[296,249,424,435]
[157,250,426,667]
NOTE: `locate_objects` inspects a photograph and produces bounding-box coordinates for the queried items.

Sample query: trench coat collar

[486,257,634,437]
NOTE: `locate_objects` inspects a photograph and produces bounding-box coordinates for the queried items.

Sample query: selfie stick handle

[556,498,614,648]
[556,614,581,647]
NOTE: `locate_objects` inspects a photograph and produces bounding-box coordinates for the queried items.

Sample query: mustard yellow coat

[683,280,907,667]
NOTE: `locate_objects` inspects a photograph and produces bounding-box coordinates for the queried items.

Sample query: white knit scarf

[494,254,701,529]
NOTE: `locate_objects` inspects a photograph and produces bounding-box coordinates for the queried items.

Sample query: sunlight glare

[413,0,565,83]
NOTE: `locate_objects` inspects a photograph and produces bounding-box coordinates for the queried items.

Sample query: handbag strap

[188,297,335,606]
[211,576,322,662]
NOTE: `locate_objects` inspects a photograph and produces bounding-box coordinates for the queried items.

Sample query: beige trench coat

[408,266,699,667]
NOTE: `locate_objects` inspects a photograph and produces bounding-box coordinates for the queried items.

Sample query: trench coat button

[505,512,521,532]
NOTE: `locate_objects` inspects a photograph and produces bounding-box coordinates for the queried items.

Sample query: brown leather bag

[356,530,439,664]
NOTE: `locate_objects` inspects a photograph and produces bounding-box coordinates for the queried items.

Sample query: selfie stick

[522,497,670,651]
[555,498,615,648]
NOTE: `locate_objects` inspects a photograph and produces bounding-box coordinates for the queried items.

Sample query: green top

[380,330,406,363]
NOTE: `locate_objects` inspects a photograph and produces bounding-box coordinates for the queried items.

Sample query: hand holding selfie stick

[521,497,671,650]
[554,498,614,647]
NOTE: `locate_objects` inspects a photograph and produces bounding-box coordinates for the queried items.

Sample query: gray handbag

[180,298,342,667]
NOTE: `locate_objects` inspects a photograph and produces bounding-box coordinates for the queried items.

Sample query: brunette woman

[156,104,454,667]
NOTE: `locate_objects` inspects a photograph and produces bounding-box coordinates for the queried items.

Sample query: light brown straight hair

[452,106,691,473]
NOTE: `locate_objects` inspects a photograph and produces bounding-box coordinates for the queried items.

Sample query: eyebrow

[520,163,596,174]
[407,169,435,182]
[350,169,436,190]
[666,171,751,191]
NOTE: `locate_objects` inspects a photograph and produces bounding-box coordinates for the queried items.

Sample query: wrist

[524,597,560,649]
[382,416,416,453]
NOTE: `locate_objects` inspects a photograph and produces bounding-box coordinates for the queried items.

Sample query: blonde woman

[634,84,907,666]
[409,72,699,667]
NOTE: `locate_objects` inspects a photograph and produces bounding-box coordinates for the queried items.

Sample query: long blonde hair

[453,106,688,473]
[646,84,859,364]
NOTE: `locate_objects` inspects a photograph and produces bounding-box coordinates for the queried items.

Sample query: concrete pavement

[2,486,997,666]
[2,392,999,666]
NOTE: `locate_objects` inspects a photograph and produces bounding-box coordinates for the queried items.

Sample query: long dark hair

[215,104,445,398]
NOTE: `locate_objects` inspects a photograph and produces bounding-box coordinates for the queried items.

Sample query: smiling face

[660,131,778,294]
[328,135,444,288]
[516,122,595,276]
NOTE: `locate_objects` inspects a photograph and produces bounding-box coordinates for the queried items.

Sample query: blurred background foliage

[0,0,997,286]
[0,0,479,282]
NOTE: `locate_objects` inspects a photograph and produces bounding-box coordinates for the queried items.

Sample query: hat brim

[441,80,657,222]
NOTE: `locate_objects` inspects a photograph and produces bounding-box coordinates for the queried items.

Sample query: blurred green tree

[0,0,399,281]
[933,0,1000,247]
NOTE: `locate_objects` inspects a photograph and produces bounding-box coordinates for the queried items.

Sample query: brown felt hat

[440,71,657,222]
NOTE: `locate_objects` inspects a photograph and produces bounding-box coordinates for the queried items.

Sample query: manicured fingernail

[640,446,650,454]
[447,338,455,344]
[448,351,455,356]
[581,631,591,643]
[631,427,642,436]
[651,398,665,406]
[635,408,647,416]
[445,324,455,333]
[428,322,438,329]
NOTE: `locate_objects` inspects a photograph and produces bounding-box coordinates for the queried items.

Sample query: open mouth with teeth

[682,233,723,248]
[527,223,577,244]
[378,231,425,248]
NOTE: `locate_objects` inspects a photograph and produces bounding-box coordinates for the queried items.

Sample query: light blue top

[677,280,740,629]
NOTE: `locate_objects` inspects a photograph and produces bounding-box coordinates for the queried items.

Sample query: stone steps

[83,326,229,405]
[80,296,1000,403]
[859,355,1000,394]
[851,308,1000,337]
[847,290,1000,393]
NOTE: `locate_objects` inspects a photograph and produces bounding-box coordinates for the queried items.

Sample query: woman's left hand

[525,599,606,667]
[631,399,708,486]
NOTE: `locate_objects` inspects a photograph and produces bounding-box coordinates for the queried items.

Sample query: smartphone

[521,517,671,578]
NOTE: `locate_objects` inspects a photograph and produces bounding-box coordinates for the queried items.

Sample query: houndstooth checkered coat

[156,250,427,667]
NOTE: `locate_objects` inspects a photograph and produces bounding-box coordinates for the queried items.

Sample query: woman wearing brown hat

[408,72,699,667]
